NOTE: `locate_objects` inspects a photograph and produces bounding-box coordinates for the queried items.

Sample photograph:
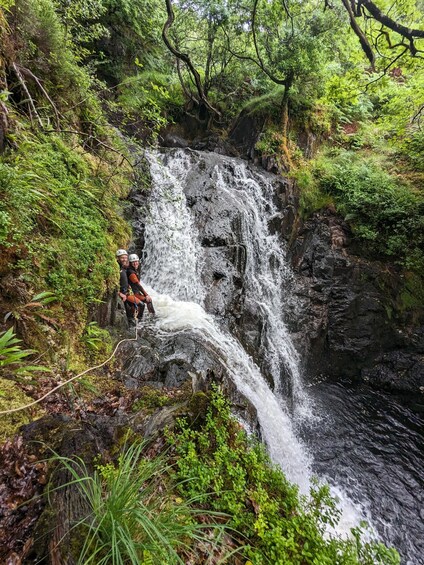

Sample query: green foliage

[169,387,400,564]
[0,327,47,376]
[113,71,183,141]
[8,0,105,131]
[400,129,424,172]
[243,88,285,119]
[132,386,173,413]
[293,167,334,219]
[53,0,109,60]
[51,440,228,564]
[0,328,34,372]
[54,0,166,84]
[81,321,112,362]
[0,132,130,305]
[310,151,424,271]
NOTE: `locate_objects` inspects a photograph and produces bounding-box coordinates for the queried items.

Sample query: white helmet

[116,249,128,257]
[128,253,140,262]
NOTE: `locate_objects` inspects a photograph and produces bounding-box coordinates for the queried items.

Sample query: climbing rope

[0,324,139,416]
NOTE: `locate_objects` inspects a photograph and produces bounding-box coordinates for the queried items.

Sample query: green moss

[132,386,173,414]
[0,377,44,442]
[398,273,424,314]
[242,87,285,119]
[187,391,209,423]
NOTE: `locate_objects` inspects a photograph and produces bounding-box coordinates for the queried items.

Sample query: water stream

[134,148,421,563]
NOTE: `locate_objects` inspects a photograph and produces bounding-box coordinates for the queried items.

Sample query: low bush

[52,440,230,564]
[169,387,400,564]
[296,150,424,272]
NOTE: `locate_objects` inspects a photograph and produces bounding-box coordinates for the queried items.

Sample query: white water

[141,151,205,304]
[141,149,370,533]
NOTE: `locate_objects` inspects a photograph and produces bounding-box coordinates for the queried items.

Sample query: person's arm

[119,269,129,301]
[128,272,152,302]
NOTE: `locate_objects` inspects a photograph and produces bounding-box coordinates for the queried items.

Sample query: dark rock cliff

[283,207,424,393]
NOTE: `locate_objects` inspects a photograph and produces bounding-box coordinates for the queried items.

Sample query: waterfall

[126,149,421,564]
[140,151,205,304]
[140,149,313,488]
[139,148,367,530]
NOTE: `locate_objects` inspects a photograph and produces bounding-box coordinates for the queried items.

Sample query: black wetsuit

[119,265,134,321]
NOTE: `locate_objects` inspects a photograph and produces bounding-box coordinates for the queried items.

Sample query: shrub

[293,167,334,218]
[81,321,112,362]
[51,440,229,564]
[169,387,400,564]
[309,151,424,271]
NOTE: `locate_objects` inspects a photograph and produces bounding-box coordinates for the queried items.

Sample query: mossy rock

[0,377,44,443]
[188,391,209,424]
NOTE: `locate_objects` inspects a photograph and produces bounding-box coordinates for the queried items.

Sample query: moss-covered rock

[0,377,44,442]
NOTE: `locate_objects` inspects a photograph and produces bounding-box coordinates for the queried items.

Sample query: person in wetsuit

[116,248,141,327]
[127,253,155,317]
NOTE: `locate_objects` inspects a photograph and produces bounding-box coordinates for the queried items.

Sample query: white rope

[0,325,139,416]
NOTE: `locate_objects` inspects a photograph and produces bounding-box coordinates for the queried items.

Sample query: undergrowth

[294,149,424,274]
[47,389,400,564]
[168,387,400,565]
[52,440,231,565]
[0,131,130,303]
[0,126,131,367]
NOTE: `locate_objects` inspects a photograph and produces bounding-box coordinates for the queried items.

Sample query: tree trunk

[280,72,294,171]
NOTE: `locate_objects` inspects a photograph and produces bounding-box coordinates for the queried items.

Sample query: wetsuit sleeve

[119,269,129,293]
[129,273,147,295]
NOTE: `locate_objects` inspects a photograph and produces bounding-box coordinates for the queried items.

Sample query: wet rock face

[180,152,289,327]
[120,148,423,395]
[285,210,424,391]
[118,330,259,429]
[120,331,222,390]
[362,350,424,393]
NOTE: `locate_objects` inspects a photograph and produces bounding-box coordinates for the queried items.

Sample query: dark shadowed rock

[161,133,189,148]
[284,209,424,390]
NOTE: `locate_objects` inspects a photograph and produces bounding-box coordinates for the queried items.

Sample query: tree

[162,0,221,117]
[226,0,340,167]
[337,0,424,69]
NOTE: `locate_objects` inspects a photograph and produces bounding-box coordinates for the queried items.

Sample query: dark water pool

[302,382,424,565]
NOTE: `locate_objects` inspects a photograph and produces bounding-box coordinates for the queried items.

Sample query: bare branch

[364,46,408,90]
[347,0,424,59]
[412,105,424,124]
[360,0,424,42]
[12,63,44,128]
[17,65,62,130]
[341,0,376,69]
[251,0,287,85]
[42,129,135,169]
[176,58,199,105]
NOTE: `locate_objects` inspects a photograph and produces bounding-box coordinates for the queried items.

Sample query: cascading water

[128,147,424,562]
[141,148,313,492]
[137,147,367,537]
[138,151,205,304]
